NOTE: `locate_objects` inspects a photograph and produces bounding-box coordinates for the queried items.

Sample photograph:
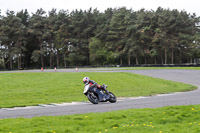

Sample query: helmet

[83,77,89,84]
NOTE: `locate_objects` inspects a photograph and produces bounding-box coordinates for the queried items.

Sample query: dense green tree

[52,9,70,68]
[0,10,26,69]
[135,9,154,64]
[124,9,139,65]
[15,9,29,69]
[106,8,130,65]
[0,7,200,69]
[68,8,98,66]
[92,8,114,65]
[89,37,108,65]
[29,8,47,68]
[67,9,88,66]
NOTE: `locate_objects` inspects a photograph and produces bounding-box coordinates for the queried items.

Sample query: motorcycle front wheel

[108,92,117,103]
[87,92,99,104]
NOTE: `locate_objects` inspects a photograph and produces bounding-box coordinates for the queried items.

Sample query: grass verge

[0,72,196,108]
[1,105,200,133]
[108,67,200,70]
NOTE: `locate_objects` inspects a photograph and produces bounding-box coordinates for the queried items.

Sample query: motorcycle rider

[83,77,109,94]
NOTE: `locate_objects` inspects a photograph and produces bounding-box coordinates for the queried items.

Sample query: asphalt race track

[0,69,200,119]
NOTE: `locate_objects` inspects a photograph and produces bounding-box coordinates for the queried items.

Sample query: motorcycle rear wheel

[108,92,117,103]
[87,92,99,104]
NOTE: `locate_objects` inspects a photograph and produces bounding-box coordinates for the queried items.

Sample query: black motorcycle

[83,84,117,104]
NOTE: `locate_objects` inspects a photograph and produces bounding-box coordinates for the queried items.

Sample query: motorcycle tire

[108,92,117,103]
[87,92,99,104]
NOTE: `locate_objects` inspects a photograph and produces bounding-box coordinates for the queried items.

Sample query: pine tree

[29,8,47,68]
[106,8,129,65]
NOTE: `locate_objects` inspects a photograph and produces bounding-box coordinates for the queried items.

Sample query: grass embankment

[111,67,200,70]
[1,105,200,133]
[0,72,196,108]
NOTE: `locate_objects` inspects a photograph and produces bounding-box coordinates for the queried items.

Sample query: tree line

[0,7,200,69]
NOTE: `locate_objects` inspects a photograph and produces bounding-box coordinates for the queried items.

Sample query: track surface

[0,69,200,119]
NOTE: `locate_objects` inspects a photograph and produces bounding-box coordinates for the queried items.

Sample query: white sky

[0,0,200,16]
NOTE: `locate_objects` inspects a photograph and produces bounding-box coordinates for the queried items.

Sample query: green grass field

[0,71,199,133]
[1,104,200,133]
[0,72,196,108]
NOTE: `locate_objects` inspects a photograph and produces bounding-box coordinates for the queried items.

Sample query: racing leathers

[87,80,109,93]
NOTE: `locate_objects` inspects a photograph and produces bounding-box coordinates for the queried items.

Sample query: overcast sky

[0,0,200,16]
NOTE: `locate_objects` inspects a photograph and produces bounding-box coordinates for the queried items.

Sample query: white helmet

[83,77,89,84]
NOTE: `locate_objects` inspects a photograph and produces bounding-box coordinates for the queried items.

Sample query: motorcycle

[83,84,117,104]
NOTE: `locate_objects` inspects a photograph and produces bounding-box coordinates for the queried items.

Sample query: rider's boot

[100,95,106,102]
[104,89,109,94]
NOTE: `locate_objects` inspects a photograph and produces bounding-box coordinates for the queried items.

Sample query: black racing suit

[87,80,108,92]
[88,80,102,89]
